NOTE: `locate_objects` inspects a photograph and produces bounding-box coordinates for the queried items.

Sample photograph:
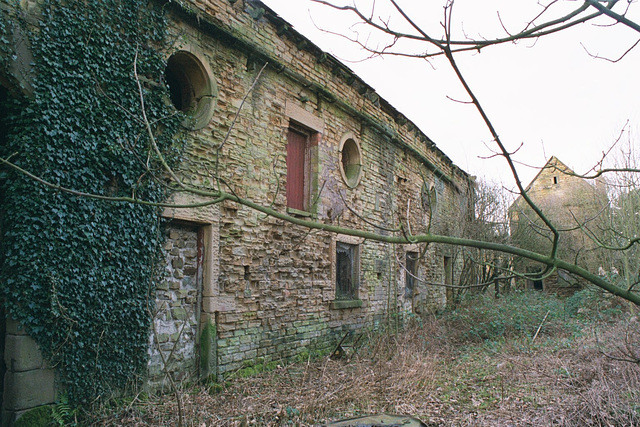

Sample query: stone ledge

[286,207,312,218]
[330,299,363,310]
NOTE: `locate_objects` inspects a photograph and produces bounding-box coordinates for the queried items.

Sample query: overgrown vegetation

[443,290,571,342]
[85,290,640,426]
[0,0,182,404]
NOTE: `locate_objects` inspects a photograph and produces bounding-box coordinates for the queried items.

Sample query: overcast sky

[261,0,640,188]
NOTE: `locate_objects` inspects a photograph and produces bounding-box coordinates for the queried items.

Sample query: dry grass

[89,293,640,426]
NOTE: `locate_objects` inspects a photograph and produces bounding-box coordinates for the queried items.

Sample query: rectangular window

[336,242,359,300]
[286,125,311,212]
[405,252,418,298]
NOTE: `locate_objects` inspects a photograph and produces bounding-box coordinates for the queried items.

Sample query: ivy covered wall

[0,0,182,404]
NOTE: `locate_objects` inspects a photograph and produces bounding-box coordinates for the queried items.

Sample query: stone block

[172,307,188,320]
[5,318,28,336]
[4,335,44,372]
[3,369,55,411]
[202,295,236,312]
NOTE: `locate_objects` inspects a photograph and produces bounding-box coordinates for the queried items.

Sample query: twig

[532,310,550,343]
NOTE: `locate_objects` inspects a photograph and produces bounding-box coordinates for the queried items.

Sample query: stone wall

[1,318,55,426]
[157,0,474,379]
[148,223,203,390]
[1,0,474,405]
[510,156,609,291]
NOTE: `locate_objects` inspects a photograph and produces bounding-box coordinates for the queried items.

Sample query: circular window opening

[339,136,363,188]
[165,51,217,129]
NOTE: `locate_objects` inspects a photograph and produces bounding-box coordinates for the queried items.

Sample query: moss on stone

[14,406,52,427]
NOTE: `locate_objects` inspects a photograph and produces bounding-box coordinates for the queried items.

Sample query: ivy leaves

[0,0,182,405]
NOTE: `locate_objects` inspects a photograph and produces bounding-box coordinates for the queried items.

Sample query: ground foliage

[88,290,640,426]
[0,0,182,404]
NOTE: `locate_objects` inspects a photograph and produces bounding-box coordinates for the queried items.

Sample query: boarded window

[405,252,418,297]
[336,242,359,300]
[286,126,309,211]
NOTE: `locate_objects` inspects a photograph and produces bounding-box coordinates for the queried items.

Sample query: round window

[165,51,217,130]
[339,134,363,188]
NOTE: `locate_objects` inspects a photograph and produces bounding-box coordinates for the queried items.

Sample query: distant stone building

[0,0,474,421]
[509,156,608,294]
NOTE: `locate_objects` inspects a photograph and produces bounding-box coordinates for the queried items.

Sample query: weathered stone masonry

[155,0,474,381]
[509,156,609,294]
[0,0,475,413]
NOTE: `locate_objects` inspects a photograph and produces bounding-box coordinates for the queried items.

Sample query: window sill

[330,299,362,310]
[287,207,313,217]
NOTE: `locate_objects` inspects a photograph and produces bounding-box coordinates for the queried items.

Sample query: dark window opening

[527,267,544,291]
[405,252,418,297]
[553,176,558,185]
[166,52,203,112]
[336,242,358,300]
[166,62,192,111]
[164,51,216,129]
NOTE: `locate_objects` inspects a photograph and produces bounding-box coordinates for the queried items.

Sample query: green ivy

[0,0,183,404]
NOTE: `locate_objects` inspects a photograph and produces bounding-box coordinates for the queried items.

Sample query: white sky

[261,0,640,188]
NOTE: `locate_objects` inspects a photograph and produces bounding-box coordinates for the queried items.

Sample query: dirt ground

[91,292,640,426]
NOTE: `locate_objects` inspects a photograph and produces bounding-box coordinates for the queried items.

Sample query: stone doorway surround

[156,192,226,383]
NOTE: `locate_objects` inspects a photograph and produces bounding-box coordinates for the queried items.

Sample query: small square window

[335,242,359,300]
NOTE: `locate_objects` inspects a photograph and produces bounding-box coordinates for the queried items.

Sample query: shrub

[443,290,569,343]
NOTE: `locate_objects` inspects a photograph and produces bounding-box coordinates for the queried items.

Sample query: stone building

[0,0,473,421]
[509,156,608,294]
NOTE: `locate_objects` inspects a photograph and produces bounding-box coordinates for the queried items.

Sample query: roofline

[164,0,471,187]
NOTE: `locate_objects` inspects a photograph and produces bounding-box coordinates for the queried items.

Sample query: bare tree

[302,0,640,303]
[458,178,513,298]
[598,136,640,292]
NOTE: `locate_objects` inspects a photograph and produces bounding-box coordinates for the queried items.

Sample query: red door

[286,128,307,211]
